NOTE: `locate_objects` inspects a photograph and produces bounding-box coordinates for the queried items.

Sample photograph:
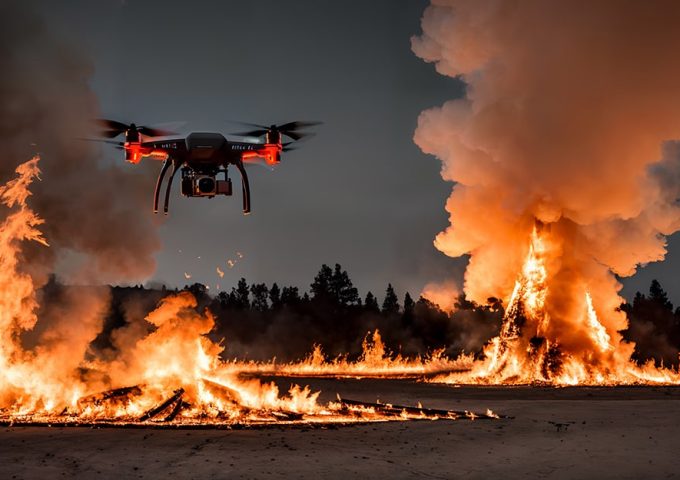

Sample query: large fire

[241,229,680,386]
[2,156,676,430]
[433,226,680,386]
[410,1,680,387]
[0,157,494,426]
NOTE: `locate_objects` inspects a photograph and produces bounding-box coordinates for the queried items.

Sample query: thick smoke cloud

[412,1,680,348]
[0,1,161,284]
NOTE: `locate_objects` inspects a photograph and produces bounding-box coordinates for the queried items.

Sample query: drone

[92,119,320,215]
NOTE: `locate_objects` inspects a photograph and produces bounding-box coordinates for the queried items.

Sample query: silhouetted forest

[39,264,680,366]
[621,279,680,367]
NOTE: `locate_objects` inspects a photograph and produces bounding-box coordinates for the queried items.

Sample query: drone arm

[153,158,172,213]
[235,160,251,214]
[163,160,179,215]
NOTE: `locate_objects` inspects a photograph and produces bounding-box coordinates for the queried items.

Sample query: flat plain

[1,378,679,479]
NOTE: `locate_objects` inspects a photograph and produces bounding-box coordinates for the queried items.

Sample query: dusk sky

[29,0,680,305]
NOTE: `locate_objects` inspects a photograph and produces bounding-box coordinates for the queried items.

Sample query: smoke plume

[0,1,161,285]
[412,1,680,377]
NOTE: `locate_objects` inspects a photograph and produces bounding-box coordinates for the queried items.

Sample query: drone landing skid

[153,159,251,215]
[153,158,171,214]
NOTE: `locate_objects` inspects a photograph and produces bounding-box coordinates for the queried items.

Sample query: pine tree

[364,291,379,312]
[187,283,208,301]
[217,290,230,308]
[231,277,250,309]
[382,283,400,314]
[310,264,333,300]
[621,279,680,367]
[403,292,415,314]
[402,292,415,325]
[250,283,269,311]
[331,263,359,306]
[649,279,673,311]
[310,263,359,306]
[269,283,281,309]
[281,286,301,305]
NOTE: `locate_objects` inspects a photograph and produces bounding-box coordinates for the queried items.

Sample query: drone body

[95,120,318,215]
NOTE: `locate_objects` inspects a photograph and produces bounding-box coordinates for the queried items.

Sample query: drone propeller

[230,120,321,142]
[78,138,125,150]
[95,118,178,139]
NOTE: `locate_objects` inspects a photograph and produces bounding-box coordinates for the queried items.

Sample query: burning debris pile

[0,158,495,426]
[433,227,680,385]
[413,1,680,385]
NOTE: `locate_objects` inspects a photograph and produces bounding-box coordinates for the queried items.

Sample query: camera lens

[198,177,215,194]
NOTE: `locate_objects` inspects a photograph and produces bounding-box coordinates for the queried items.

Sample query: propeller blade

[78,138,125,147]
[227,120,269,130]
[95,118,130,132]
[94,119,179,139]
[229,120,321,142]
[138,126,178,137]
[281,141,294,152]
[282,131,302,141]
[281,131,317,141]
[100,130,124,138]
[277,121,322,131]
[230,129,269,137]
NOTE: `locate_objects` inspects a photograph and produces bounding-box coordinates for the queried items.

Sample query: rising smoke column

[0,1,166,394]
[412,1,680,381]
[0,1,161,284]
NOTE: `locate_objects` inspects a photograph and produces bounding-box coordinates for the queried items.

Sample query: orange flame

[433,227,680,385]
[240,330,473,378]
[0,158,482,425]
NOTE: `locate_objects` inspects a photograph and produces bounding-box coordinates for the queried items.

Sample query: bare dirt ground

[1,378,679,480]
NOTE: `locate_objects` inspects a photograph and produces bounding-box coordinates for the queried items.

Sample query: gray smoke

[0,1,161,285]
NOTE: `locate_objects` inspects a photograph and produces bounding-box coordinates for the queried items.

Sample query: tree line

[56,264,680,366]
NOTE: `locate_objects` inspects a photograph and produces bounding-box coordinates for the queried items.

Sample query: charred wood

[140,388,185,422]
[338,397,503,419]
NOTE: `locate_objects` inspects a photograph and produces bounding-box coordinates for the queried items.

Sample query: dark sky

[31,0,680,305]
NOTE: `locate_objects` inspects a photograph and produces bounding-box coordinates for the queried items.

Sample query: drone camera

[181,175,232,197]
[198,176,216,194]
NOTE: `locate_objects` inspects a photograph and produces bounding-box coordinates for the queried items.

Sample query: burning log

[139,388,185,422]
[200,378,257,420]
[77,386,143,407]
[201,378,243,405]
[337,397,503,420]
[163,399,187,422]
[75,385,142,414]
[270,410,304,421]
